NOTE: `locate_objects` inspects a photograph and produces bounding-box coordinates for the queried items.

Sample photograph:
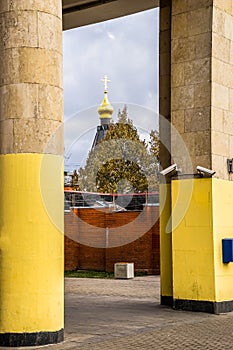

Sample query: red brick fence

[64,205,160,274]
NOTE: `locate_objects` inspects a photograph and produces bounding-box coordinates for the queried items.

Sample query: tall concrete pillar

[171,0,212,173]
[171,0,233,177]
[159,0,173,307]
[169,0,233,313]
[0,1,64,346]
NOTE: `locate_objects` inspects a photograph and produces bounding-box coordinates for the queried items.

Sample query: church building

[92,75,114,149]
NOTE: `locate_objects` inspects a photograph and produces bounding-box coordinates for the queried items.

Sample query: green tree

[78,106,159,193]
[146,130,160,191]
[149,130,159,159]
[71,169,80,190]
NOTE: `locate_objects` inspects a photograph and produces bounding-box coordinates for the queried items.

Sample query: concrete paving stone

[1,276,233,350]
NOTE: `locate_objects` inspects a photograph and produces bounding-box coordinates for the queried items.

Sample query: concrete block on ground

[114,262,134,279]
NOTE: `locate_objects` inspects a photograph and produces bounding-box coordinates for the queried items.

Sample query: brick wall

[64,206,160,274]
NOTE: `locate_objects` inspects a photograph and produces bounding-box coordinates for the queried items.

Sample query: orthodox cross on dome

[101,74,111,92]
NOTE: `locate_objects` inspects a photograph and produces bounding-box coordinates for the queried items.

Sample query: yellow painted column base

[172,178,233,314]
[160,183,173,305]
[0,154,64,346]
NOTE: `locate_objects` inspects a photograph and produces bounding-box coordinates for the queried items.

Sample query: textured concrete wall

[212,1,233,179]
[171,0,233,178]
[0,1,63,154]
[171,0,212,173]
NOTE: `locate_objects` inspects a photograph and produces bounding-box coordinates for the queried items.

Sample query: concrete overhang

[62,0,159,30]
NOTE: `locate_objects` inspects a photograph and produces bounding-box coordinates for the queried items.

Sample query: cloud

[63,8,159,169]
[63,8,159,114]
[107,31,115,40]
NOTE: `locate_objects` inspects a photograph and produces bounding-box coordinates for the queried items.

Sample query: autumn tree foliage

[78,106,159,193]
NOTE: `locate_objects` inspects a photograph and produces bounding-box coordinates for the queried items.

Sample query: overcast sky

[63,8,159,171]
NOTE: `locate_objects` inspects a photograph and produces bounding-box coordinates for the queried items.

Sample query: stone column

[171,0,212,173]
[211,0,233,179]
[159,0,173,307]
[0,1,64,346]
[159,0,171,169]
[170,0,233,313]
[171,0,233,177]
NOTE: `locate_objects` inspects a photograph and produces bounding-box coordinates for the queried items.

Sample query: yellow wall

[160,183,173,298]
[0,154,64,333]
[172,179,216,302]
[212,179,233,302]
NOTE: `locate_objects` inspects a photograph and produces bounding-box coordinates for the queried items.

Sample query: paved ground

[2,276,233,349]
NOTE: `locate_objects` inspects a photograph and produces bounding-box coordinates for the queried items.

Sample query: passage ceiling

[62,0,159,30]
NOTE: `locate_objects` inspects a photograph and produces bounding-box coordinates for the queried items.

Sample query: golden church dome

[98,75,114,119]
[98,91,114,119]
